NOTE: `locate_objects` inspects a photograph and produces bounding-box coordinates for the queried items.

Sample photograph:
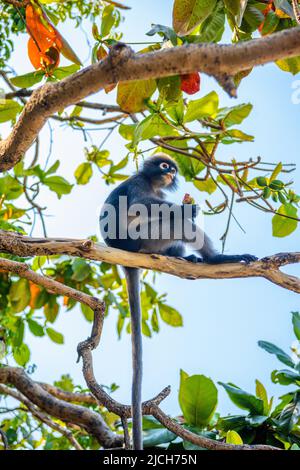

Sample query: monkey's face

[142,155,178,190]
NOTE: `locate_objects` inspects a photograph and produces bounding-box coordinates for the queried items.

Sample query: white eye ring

[160,162,169,170]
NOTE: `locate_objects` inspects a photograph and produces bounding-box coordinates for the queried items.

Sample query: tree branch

[0,230,299,293]
[76,303,280,450]
[0,384,83,450]
[0,367,123,448]
[2,28,300,170]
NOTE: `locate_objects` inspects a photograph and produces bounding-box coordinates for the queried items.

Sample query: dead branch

[0,230,299,294]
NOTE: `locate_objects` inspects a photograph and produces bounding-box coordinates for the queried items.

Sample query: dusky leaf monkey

[100,153,257,449]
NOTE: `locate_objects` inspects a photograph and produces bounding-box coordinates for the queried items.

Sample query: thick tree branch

[2,28,300,170]
[0,367,123,448]
[0,231,299,293]
[0,384,83,450]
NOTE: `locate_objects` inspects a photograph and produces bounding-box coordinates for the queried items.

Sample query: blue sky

[5,0,300,417]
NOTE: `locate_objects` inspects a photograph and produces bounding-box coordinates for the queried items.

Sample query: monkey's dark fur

[100,154,257,449]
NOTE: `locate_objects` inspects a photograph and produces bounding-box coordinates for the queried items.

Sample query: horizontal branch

[0,230,299,293]
[2,28,300,170]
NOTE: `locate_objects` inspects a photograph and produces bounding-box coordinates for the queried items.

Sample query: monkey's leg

[140,216,257,264]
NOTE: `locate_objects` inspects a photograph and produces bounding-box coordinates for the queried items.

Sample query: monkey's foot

[182,254,203,263]
[206,254,258,265]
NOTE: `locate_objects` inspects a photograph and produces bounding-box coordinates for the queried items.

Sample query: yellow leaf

[226,430,243,445]
[117,79,156,112]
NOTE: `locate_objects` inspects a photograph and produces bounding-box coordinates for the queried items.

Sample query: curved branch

[76,302,280,451]
[2,28,300,170]
[0,230,299,293]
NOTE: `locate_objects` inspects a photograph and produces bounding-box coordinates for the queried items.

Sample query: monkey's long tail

[123,267,143,450]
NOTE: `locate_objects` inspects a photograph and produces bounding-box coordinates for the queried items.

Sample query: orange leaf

[25,1,81,71]
[29,281,41,308]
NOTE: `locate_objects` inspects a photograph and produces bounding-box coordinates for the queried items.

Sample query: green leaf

[0,99,22,123]
[157,75,182,102]
[46,327,64,344]
[217,414,247,432]
[143,428,177,447]
[46,160,60,175]
[9,279,31,313]
[142,320,152,337]
[74,162,93,185]
[272,204,298,238]
[13,343,30,366]
[118,124,136,141]
[222,129,254,143]
[219,382,264,415]
[226,430,243,445]
[13,318,24,347]
[258,340,295,368]
[52,64,80,80]
[276,56,300,75]
[54,374,74,392]
[44,298,59,323]
[270,162,283,182]
[224,0,240,16]
[151,310,159,333]
[194,178,217,194]
[71,259,91,282]
[292,312,300,341]
[184,91,219,123]
[133,114,177,145]
[243,4,264,30]
[276,394,300,432]
[0,175,23,200]
[101,4,115,37]
[86,147,111,167]
[10,71,44,88]
[44,176,73,199]
[172,0,217,36]
[146,24,178,46]
[81,304,94,322]
[197,3,225,43]
[27,319,45,337]
[159,303,183,327]
[117,79,156,113]
[255,379,269,415]
[246,415,268,426]
[272,369,300,386]
[179,374,218,427]
[217,103,252,127]
[261,10,279,36]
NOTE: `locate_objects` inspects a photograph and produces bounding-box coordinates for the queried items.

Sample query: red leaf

[180,72,201,95]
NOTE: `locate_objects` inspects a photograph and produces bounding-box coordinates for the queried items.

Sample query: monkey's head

[140,154,178,191]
